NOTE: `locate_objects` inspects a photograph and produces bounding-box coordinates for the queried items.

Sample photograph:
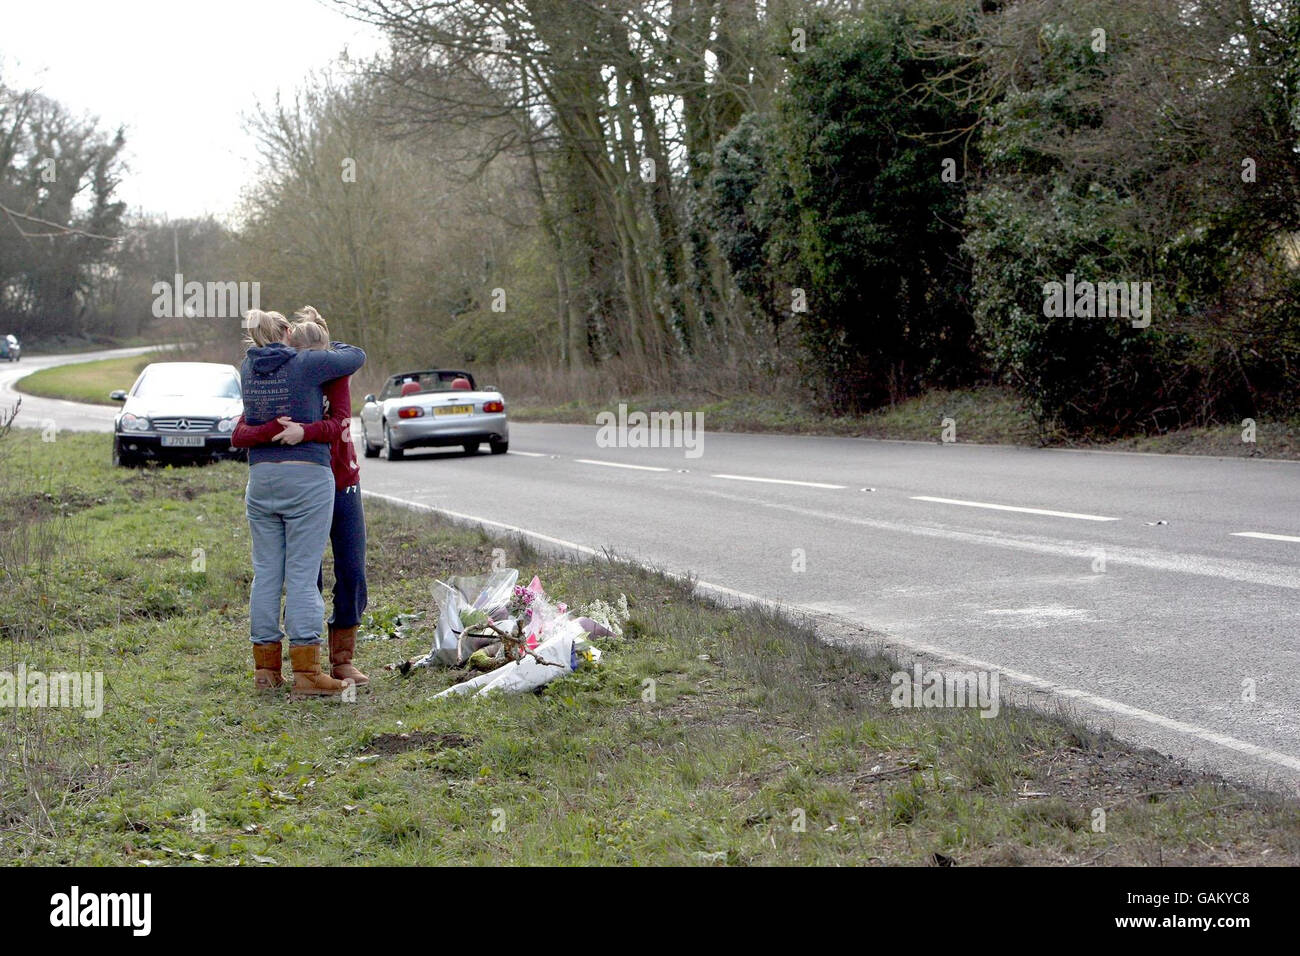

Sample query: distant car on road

[1,334,19,361]
[110,362,244,467]
[358,369,508,460]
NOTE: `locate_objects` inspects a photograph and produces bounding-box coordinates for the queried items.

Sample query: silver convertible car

[358,369,509,460]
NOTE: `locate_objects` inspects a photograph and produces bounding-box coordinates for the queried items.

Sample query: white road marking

[508,450,546,457]
[712,473,846,490]
[575,458,671,472]
[1232,531,1300,543]
[851,630,1300,776]
[697,484,1300,590]
[360,488,1300,781]
[362,491,598,556]
[912,495,1118,522]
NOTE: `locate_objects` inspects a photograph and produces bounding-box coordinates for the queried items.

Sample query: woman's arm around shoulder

[299,342,365,385]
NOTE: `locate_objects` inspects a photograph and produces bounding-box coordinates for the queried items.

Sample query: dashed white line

[911,495,1118,522]
[711,473,846,490]
[1231,531,1300,543]
[575,458,671,472]
[508,450,546,457]
[362,488,1300,782]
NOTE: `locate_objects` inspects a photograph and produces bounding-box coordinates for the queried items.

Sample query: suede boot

[290,644,351,697]
[329,625,369,687]
[253,642,284,692]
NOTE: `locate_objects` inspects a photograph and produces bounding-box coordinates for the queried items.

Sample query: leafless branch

[0,201,120,242]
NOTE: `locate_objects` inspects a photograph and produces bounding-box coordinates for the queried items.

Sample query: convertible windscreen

[387,371,474,394]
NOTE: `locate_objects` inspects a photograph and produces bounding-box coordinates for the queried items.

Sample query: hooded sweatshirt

[240,342,365,467]
[232,374,359,490]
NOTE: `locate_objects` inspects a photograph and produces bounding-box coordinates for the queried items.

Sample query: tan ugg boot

[253,642,284,692]
[290,644,352,697]
[329,626,369,687]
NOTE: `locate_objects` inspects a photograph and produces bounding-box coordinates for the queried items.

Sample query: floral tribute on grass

[390,568,627,697]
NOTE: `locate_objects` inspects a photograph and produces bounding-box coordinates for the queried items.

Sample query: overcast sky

[1,0,386,222]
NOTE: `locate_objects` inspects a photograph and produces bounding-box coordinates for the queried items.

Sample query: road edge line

[360,489,1300,789]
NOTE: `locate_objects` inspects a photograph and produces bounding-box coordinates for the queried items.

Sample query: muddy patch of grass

[360,731,476,757]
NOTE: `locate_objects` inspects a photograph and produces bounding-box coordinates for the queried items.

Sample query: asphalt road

[0,345,158,432]
[10,348,1300,790]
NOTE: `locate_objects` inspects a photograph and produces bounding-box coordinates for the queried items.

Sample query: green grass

[15,354,158,406]
[511,386,1038,444]
[513,386,1300,459]
[2,431,1298,865]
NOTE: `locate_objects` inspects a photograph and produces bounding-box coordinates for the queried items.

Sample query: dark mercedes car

[110,362,244,466]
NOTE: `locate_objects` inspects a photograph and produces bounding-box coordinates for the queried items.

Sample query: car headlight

[217,418,236,433]
[119,413,150,432]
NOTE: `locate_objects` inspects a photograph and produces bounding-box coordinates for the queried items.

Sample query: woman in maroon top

[232,307,369,687]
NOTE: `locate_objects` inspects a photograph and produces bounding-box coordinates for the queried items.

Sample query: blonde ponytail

[287,319,329,351]
[294,305,329,338]
[242,309,290,348]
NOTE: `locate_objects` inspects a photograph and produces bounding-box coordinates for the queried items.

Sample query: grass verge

[511,386,1299,460]
[512,386,1037,445]
[2,431,1298,865]
[14,354,158,406]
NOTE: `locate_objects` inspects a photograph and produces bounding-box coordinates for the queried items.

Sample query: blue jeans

[317,484,368,629]
[245,463,335,646]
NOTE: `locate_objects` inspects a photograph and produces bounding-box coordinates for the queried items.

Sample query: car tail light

[398,406,423,419]
[483,401,504,413]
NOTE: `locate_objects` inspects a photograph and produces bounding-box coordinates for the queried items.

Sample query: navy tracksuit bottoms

[317,483,367,629]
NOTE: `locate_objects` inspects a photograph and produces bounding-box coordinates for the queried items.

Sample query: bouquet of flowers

[407,569,519,669]
[408,569,625,697]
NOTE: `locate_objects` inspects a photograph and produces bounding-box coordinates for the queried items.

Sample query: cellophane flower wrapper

[431,575,603,697]
[411,569,519,668]
[433,614,596,699]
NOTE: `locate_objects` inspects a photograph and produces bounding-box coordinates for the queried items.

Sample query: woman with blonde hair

[234,306,370,688]
[237,308,365,696]
[243,308,291,347]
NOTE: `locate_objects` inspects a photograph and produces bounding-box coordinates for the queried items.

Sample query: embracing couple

[236,307,369,698]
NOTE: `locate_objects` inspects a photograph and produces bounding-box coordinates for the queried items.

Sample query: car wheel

[489,440,509,455]
[112,437,139,468]
[361,420,380,458]
[463,442,480,455]
[382,423,405,461]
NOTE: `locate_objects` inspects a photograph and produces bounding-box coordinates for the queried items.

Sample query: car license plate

[161,435,205,447]
[434,405,473,416]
